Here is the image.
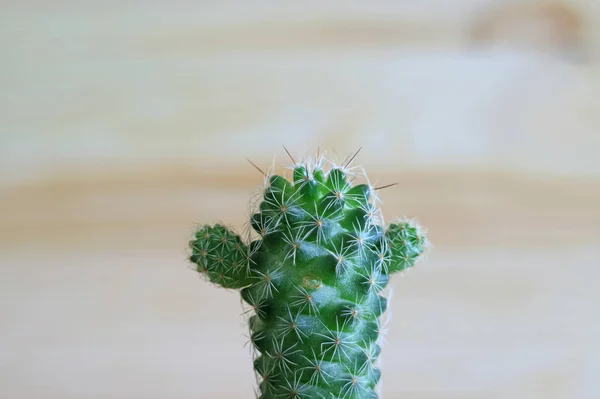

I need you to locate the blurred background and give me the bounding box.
[1,1,599,398]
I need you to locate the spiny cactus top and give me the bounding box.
[188,151,428,399]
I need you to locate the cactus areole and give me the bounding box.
[188,151,428,398]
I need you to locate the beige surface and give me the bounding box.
[1,1,599,398]
[1,170,599,398]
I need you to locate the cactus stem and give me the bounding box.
[187,149,429,398]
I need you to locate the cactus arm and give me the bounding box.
[385,221,428,275]
[189,224,253,289]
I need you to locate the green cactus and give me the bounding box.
[188,151,428,398]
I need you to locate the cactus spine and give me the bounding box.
[188,151,428,398]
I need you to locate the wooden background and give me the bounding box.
[1,1,599,398]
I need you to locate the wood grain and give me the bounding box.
[1,1,599,397]
[1,169,598,398]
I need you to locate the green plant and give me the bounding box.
[188,150,428,398]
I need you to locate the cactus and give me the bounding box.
[188,150,428,398]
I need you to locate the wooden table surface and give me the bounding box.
[1,168,598,398]
[1,1,600,397]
